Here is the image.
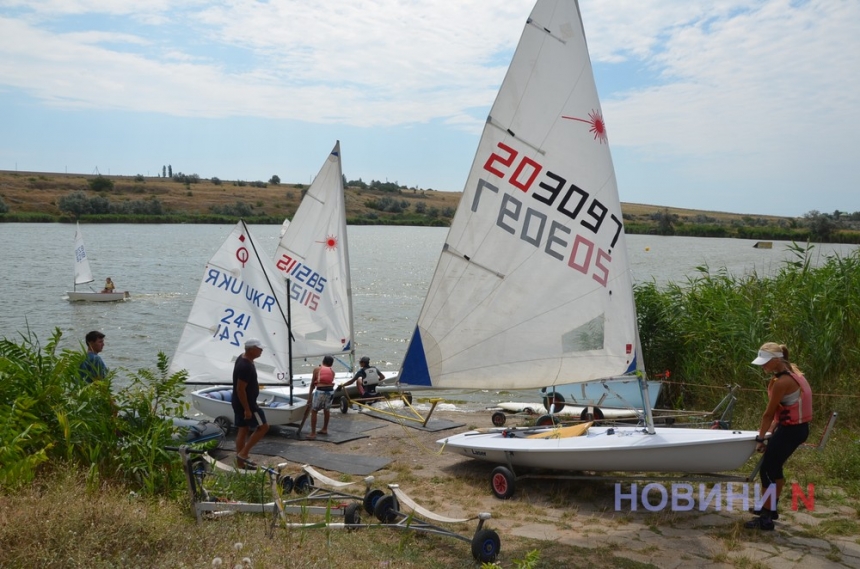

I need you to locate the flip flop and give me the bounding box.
[318,431,328,435]
[306,434,316,440]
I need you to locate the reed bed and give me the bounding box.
[636,242,860,425]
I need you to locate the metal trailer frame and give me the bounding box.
[169,446,501,563]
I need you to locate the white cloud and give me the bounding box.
[0,1,534,125]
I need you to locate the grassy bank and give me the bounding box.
[3,169,860,242]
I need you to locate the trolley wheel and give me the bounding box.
[534,414,557,427]
[403,392,413,405]
[340,397,349,414]
[542,392,566,413]
[373,495,398,523]
[471,528,501,563]
[363,488,385,515]
[579,406,605,422]
[491,411,507,427]
[344,503,361,527]
[278,475,294,494]
[214,416,232,434]
[294,473,314,494]
[490,466,516,499]
[522,407,535,415]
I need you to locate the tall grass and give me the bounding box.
[0,329,191,494]
[636,242,860,427]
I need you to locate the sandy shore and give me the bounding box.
[239,408,859,568]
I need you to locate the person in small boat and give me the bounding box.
[79,330,108,383]
[338,356,385,400]
[101,277,115,293]
[745,342,812,531]
[232,338,270,468]
[307,355,335,439]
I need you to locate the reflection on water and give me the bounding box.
[1,223,856,411]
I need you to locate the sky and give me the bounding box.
[0,0,857,218]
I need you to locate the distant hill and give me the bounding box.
[2,170,855,243]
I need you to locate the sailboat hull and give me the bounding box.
[191,385,307,426]
[66,291,130,302]
[438,426,758,473]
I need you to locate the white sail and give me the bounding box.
[400,0,638,391]
[73,222,94,286]
[170,221,292,385]
[273,141,354,360]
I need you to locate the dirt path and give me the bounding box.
[244,408,860,568]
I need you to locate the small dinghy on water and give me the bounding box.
[394,0,758,490]
[169,221,307,428]
[66,223,130,302]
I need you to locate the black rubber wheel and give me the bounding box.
[344,503,361,527]
[403,392,413,405]
[490,466,516,499]
[491,411,506,427]
[471,528,501,562]
[340,397,349,414]
[373,494,398,523]
[214,416,232,434]
[363,488,385,515]
[579,406,605,421]
[294,473,314,494]
[535,414,557,427]
[522,407,535,415]
[278,475,294,494]
[542,392,566,413]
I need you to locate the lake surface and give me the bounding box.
[2,223,856,411]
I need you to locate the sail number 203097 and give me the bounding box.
[479,142,623,287]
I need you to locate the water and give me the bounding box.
[2,223,856,411]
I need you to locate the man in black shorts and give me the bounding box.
[232,338,270,468]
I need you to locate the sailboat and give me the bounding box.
[397,0,757,478]
[269,141,397,395]
[66,222,130,302]
[169,221,307,426]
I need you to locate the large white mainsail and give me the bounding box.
[73,222,94,288]
[273,141,354,362]
[170,221,293,386]
[430,1,757,484]
[399,0,638,392]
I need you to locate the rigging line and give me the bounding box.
[240,219,295,343]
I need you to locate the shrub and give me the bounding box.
[88,176,114,192]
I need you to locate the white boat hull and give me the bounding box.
[191,385,307,426]
[438,426,758,473]
[269,370,400,400]
[544,377,662,409]
[66,291,130,302]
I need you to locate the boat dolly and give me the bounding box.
[168,446,501,562]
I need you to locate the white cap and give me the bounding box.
[245,338,264,349]
[751,349,782,365]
